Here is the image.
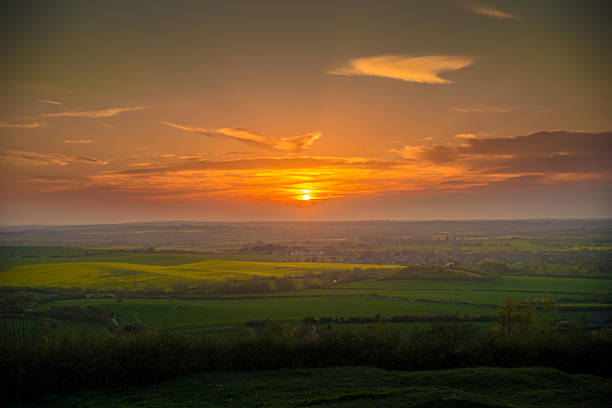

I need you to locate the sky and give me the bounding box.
[1,0,611,224]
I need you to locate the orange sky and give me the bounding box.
[1,1,611,224]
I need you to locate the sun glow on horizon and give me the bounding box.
[300,190,312,201]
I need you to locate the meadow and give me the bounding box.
[42,297,498,331]
[338,276,612,292]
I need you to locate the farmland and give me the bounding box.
[0,259,396,290]
[41,297,498,331]
[2,245,611,333]
[1,220,611,407]
[34,274,609,333]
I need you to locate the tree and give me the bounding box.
[536,295,557,334]
[494,298,534,337]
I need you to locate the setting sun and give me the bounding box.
[301,194,311,201]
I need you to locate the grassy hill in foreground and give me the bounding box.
[16,366,612,408]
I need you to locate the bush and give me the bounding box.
[1,318,611,405]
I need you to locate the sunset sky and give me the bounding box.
[1,0,611,224]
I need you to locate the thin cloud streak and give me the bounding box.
[115,155,403,175]
[162,121,321,152]
[39,99,63,106]
[63,139,94,144]
[0,148,108,166]
[328,55,475,84]
[452,106,523,113]
[464,3,517,19]
[42,107,144,118]
[161,120,216,136]
[0,120,42,129]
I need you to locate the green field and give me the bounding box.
[271,276,612,304]
[15,366,612,408]
[337,276,612,293]
[2,248,611,333]
[43,296,497,330]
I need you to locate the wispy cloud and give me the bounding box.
[455,133,477,139]
[42,106,144,118]
[63,139,94,144]
[452,106,523,113]
[328,55,475,84]
[161,121,215,136]
[0,120,42,129]
[464,2,517,19]
[0,148,108,166]
[162,121,321,152]
[39,99,63,106]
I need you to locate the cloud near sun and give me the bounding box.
[328,55,475,84]
[161,121,321,153]
[9,131,611,206]
[42,107,145,118]
[393,131,612,175]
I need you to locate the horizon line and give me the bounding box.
[1,217,611,228]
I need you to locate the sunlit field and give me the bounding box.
[0,259,396,289]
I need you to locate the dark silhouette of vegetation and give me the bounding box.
[1,300,611,405]
[313,314,494,325]
[42,305,115,328]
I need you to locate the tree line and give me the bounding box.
[1,298,611,405]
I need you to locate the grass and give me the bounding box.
[43,297,498,330]
[0,260,397,290]
[276,288,593,304]
[14,366,612,407]
[42,292,608,332]
[336,276,612,294]
[283,276,612,306]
